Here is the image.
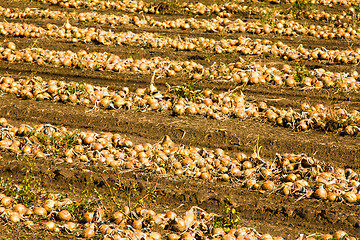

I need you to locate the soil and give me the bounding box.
[0,0,360,239]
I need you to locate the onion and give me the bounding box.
[242,161,252,169]
[43,221,56,231]
[325,191,338,202]
[167,233,181,240]
[43,199,56,211]
[22,145,32,154]
[35,150,46,158]
[83,211,94,223]
[213,227,225,236]
[285,173,297,182]
[68,94,78,103]
[33,207,47,216]
[262,180,275,191]
[1,197,12,207]
[200,172,211,180]
[64,20,72,30]
[58,209,71,221]
[171,217,187,232]
[229,166,241,177]
[83,134,95,145]
[99,224,112,234]
[0,118,8,127]
[13,204,27,215]
[221,173,230,181]
[261,168,273,179]
[165,211,177,220]
[7,42,16,50]
[83,225,95,238]
[149,232,162,240]
[63,221,77,231]
[173,104,185,115]
[244,168,255,178]
[100,98,111,108]
[282,183,292,196]
[245,179,256,188]
[9,212,21,223]
[184,208,195,229]
[24,220,35,228]
[319,234,332,240]
[313,186,327,200]
[343,192,357,203]
[333,231,347,240]
[112,211,124,224]
[132,218,143,229]
[182,232,195,240]
[260,234,273,240]
[25,208,33,216]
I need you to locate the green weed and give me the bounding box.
[65,81,86,95]
[213,198,241,233]
[260,11,274,24]
[168,82,203,102]
[29,129,79,153]
[62,180,101,221]
[289,0,312,16]
[0,157,45,207]
[304,176,314,182]
[250,136,262,161]
[28,40,39,49]
[102,173,159,219]
[156,0,181,14]
[60,196,93,221]
[294,64,310,82]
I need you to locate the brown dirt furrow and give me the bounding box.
[1,151,359,239]
[0,57,360,112]
[1,94,359,170]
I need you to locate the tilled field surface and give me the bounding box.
[0,0,360,239]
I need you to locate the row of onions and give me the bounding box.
[268,0,359,7]
[1,117,360,206]
[0,192,285,239]
[0,6,358,41]
[0,41,359,91]
[0,189,354,240]
[33,0,360,23]
[0,42,204,76]
[1,20,359,66]
[1,74,359,135]
[33,0,232,17]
